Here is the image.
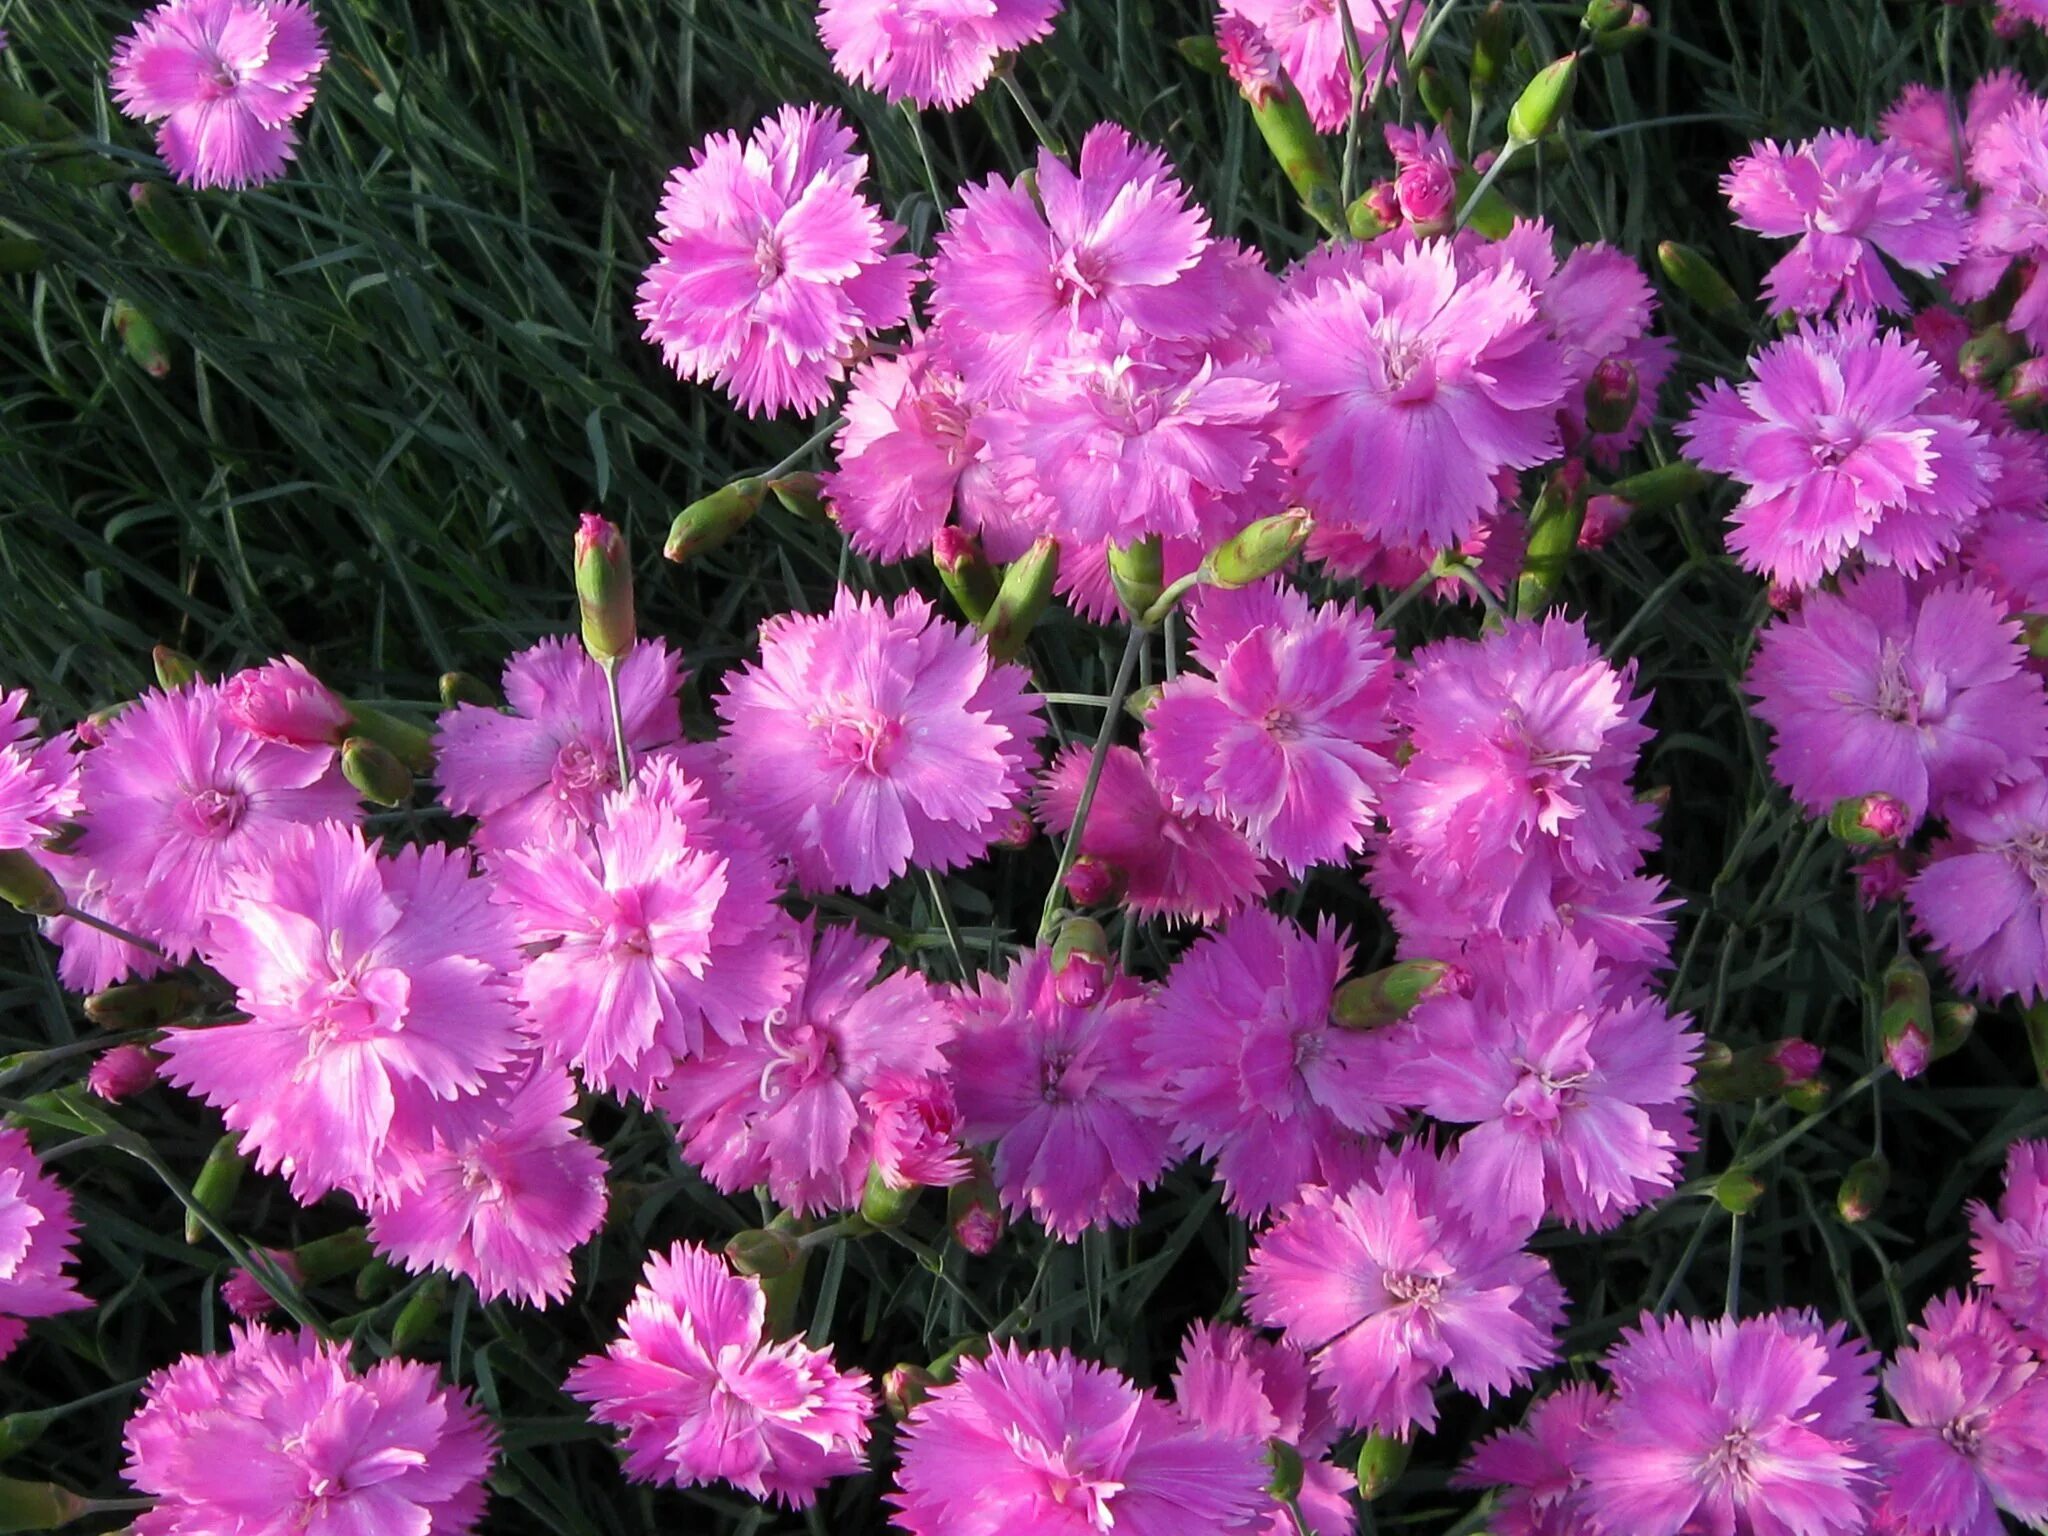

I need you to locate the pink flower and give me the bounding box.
[435,637,682,854]
[220,1249,300,1320]
[87,1044,160,1102]
[1723,134,1968,314]
[1970,1139,2048,1345]
[1908,780,2048,1002]
[492,757,795,1099]
[1749,569,2048,826]
[1961,99,2048,350]
[1216,13,1286,104]
[1454,1383,1608,1536]
[1145,910,1394,1219]
[39,851,167,993]
[658,917,947,1215]
[110,0,326,190]
[817,0,1062,108]
[1218,0,1420,132]
[1577,1311,1880,1536]
[637,104,916,416]
[1243,1140,1566,1437]
[159,822,529,1203]
[0,689,78,852]
[1879,73,2029,184]
[1036,744,1275,925]
[1273,238,1566,549]
[1142,584,1396,872]
[0,1127,89,1362]
[1536,239,1676,463]
[863,1069,971,1189]
[890,1342,1272,1536]
[1680,316,1992,588]
[715,589,1042,894]
[1874,1290,2048,1536]
[73,682,358,962]
[943,946,1173,1240]
[124,1325,495,1536]
[368,1064,607,1307]
[826,344,1001,561]
[1381,933,1698,1230]
[219,655,349,747]
[565,1241,873,1506]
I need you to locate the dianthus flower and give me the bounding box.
[0,688,77,851]
[637,103,915,416]
[435,636,682,854]
[159,822,528,1203]
[218,655,349,747]
[1680,316,1992,588]
[1723,133,1968,314]
[110,0,326,190]
[1143,584,1396,872]
[492,757,795,1098]
[1272,238,1565,549]
[73,682,358,962]
[943,946,1173,1239]
[862,1068,971,1190]
[658,918,946,1215]
[124,1324,494,1536]
[1961,99,2048,350]
[1145,910,1394,1218]
[1244,1139,1566,1437]
[1529,237,1676,463]
[715,589,1042,894]
[1879,72,2029,185]
[1970,1139,2048,1345]
[1908,780,2048,1003]
[890,1343,1271,1536]
[1217,0,1420,132]
[817,0,1062,108]
[1749,569,2047,826]
[1873,1290,2048,1536]
[1454,1383,1608,1536]
[37,852,166,993]
[0,1127,89,1362]
[565,1241,872,1507]
[1577,1310,1878,1536]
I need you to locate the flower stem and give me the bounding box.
[901,102,947,215]
[600,656,632,793]
[1038,625,1147,944]
[996,63,1066,158]
[58,902,165,960]
[762,415,844,483]
[925,870,969,979]
[1455,138,1519,230]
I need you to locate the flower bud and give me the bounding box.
[1355,1431,1411,1499]
[354,1255,400,1301]
[982,537,1060,662]
[438,671,496,709]
[1577,494,1631,550]
[1515,463,1591,617]
[1108,536,1164,622]
[1205,510,1312,589]
[1470,1,1515,94]
[293,1227,373,1284]
[129,180,213,267]
[342,736,413,808]
[993,810,1035,849]
[223,1247,303,1319]
[664,477,764,562]
[1607,460,1710,512]
[574,513,636,664]
[934,526,1001,624]
[948,1156,1005,1255]
[222,657,350,747]
[884,1364,937,1420]
[1332,960,1451,1030]
[1713,1168,1764,1214]
[1347,184,1397,239]
[1415,65,1459,129]
[1591,5,1651,51]
[1782,1075,1832,1114]
[1395,161,1456,236]
[1880,956,1934,1080]
[768,472,829,520]
[1064,856,1122,908]
[1959,325,2020,387]
[152,645,200,689]
[186,1134,246,1245]
[1767,1038,1824,1086]
[1697,1039,1821,1102]
[0,850,63,916]
[1507,54,1578,144]
[2003,356,2048,417]
[1657,242,1742,317]
[724,1226,802,1278]
[1828,792,1910,847]
[1932,998,1975,1060]
[1242,69,1344,235]
[86,1044,160,1103]
[1583,0,1634,28]
[1266,1439,1305,1503]
[861,1163,922,1229]
[0,1477,92,1533]
[1835,1156,1889,1224]
[113,298,172,378]
[1051,917,1110,1005]
[1583,357,1640,435]
[84,979,199,1030]
[76,703,130,747]
[391,1274,448,1353]
[0,236,43,273]
[1178,34,1228,73]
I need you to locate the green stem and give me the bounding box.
[1039,626,1147,943]
[600,656,632,792]
[57,902,166,959]
[1455,138,1520,229]
[901,102,947,214]
[996,63,1065,157]
[1139,571,1205,628]
[761,416,844,483]
[925,870,968,979]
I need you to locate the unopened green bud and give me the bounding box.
[884,1364,938,1419]
[338,702,432,772]
[84,980,200,1030]
[1713,1168,1763,1214]
[0,1476,92,1532]
[1836,1156,1889,1224]
[1266,1438,1304,1502]
[0,851,63,918]
[982,537,1060,662]
[113,299,171,379]
[152,645,200,689]
[1470,2,1515,94]
[129,181,213,267]
[1347,186,1397,240]
[1583,0,1634,30]
[1205,510,1312,589]
[724,1226,802,1279]
[934,527,1000,623]
[342,737,412,808]
[0,237,44,274]
[1108,536,1164,622]
[573,513,636,664]
[1881,956,1934,1080]
[1583,357,1640,436]
[861,1163,921,1229]
[1178,34,1227,73]
[1959,326,2021,387]
[1246,84,1344,236]
[355,1255,400,1302]
[1606,460,1710,511]
[1415,65,1458,128]
[186,1134,246,1245]
[391,1274,447,1353]
[1932,999,1976,1061]
[1051,915,1110,973]
[1658,241,1742,317]
[0,1409,55,1461]
[664,478,764,563]
[1828,792,1910,847]
[1515,462,1591,617]
[1782,1075,1832,1114]
[438,671,495,709]
[1591,7,1651,52]
[1355,1431,1411,1499]
[767,471,829,520]
[292,1228,373,1285]
[1332,960,1451,1030]
[1507,54,1579,144]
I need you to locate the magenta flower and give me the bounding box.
[863,1068,971,1190]
[1749,569,2048,827]
[1680,317,1993,588]
[565,1241,873,1507]
[110,0,326,190]
[159,822,529,1203]
[890,1343,1271,1536]
[1218,0,1420,131]
[436,636,683,854]
[637,103,915,416]
[1536,239,1677,463]
[0,688,78,852]
[1244,1140,1566,1437]
[1454,1383,1607,1536]
[1273,238,1566,549]
[1143,584,1396,872]
[1577,1310,1880,1536]
[1381,933,1698,1231]
[1908,780,2048,1003]
[1723,133,1968,314]
[817,0,1062,108]
[1880,73,2028,184]
[1962,99,2048,350]
[826,344,1002,561]
[1145,910,1395,1218]
[124,1325,495,1536]
[658,917,947,1215]
[218,655,348,747]
[715,589,1042,894]
[943,946,1174,1240]
[86,1044,160,1103]
[1970,1139,2048,1345]
[492,757,796,1099]
[73,682,358,962]
[0,1127,89,1363]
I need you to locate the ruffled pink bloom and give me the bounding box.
[1961,99,2048,350]
[110,0,326,190]
[1578,1310,1880,1536]
[1217,0,1421,132]
[1143,584,1396,872]
[891,1342,1272,1536]
[1909,780,2048,1002]
[826,344,1003,560]
[124,1325,494,1536]
[565,1241,872,1507]
[637,103,915,416]
[1750,569,2048,827]
[1970,1139,2048,1345]
[863,1068,971,1189]
[1303,485,1526,604]
[0,689,78,852]
[436,637,682,854]
[1036,744,1275,925]
[817,0,1062,108]
[39,851,167,993]
[1273,238,1565,549]
[943,946,1173,1239]
[1381,933,1697,1231]
[492,757,795,1098]
[368,1064,607,1307]
[1879,73,2029,185]
[74,682,358,962]
[87,1044,160,1102]
[1724,133,1968,314]
[0,1127,89,1362]
[1244,1140,1566,1437]
[159,822,528,1203]
[1454,1383,1608,1536]
[219,655,349,747]
[716,589,1042,894]
[1145,910,1394,1218]
[658,918,946,1215]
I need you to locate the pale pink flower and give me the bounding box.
[0,1126,89,1362]
[1908,780,2048,1003]
[817,0,1062,109]
[1454,1383,1608,1536]
[1879,72,2029,184]
[1218,0,1421,132]
[826,344,1004,561]
[1970,1139,2048,1346]
[0,688,78,852]
[218,655,348,747]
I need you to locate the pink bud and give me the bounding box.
[1362,182,1403,231]
[1583,358,1640,435]
[1767,582,1804,614]
[1766,1038,1823,1086]
[1859,795,1910,843]
[1884,1022,1931,1080]
[220,657,350,748]
[222,1248,303,1319]
[1064,856,1120,908]
[1910,308,1970,378]
[992,810,1036,849]
[1577,494,1631,550]
[932,525,978,573]
[1394,161,1456,231]
[955,1204,1003,1256]
[86,1044,159,1102]
[1216,14,1285,105]
[1053,951,1107,1008]
[1856,852,1912,908]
